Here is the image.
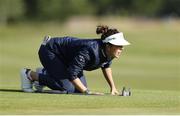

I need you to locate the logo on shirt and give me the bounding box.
[79,55,85,63]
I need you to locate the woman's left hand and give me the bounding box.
[87,91,105,95]
[111,88,120,95]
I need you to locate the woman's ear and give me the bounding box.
[105,44,108,50]
[105,44,111,52]
[106,43,112,49]
[105,43,110,48]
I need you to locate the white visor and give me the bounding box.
[102,32,130,46]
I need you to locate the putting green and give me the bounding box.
[0,19,179,114]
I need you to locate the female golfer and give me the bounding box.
[20,25,130,95]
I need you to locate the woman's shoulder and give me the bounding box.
[50,36,102,48]
[82,39,102,54]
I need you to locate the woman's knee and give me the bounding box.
[61,79,75,93]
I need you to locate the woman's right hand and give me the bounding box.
[110,88,120,95]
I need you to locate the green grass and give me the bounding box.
[0,90,179,114]
[0,18,180,114]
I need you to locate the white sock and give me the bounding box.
[27,70,33,81]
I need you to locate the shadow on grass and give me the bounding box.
[0,89,107,96]
[0,89,22,92]
[0,89,66,94]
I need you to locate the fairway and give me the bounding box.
[0,18,180,114]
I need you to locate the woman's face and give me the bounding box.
[106,44,124,59]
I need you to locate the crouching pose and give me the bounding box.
[20,25,130,95]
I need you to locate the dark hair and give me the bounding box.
[96,25,119,40]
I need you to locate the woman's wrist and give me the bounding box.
[111,86,116,90]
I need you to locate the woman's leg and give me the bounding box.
[38,73,65,90]
[37,45,88,93]
[27,69,65,91]
[38,70,88,93]
[38,45,71,91]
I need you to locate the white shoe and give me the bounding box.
[33,81,44,92]
[33,67,45,92]
[20,68,34,92]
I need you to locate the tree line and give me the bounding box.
[0,0,180,24]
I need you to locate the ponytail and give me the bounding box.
[96,25,119,40]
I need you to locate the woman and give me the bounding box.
[20,25,130,95]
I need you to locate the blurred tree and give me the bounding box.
[111,0,133,15]
[1,0,180,24]
[37,0,68,20]
[24,0,38,19]
[34,0,93,21]
[0,0,24,24]
[88,0,112,15]
[68,0,94,15]
[88,0,180,17]
[159,0,180,17]
[131,0,163,17]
